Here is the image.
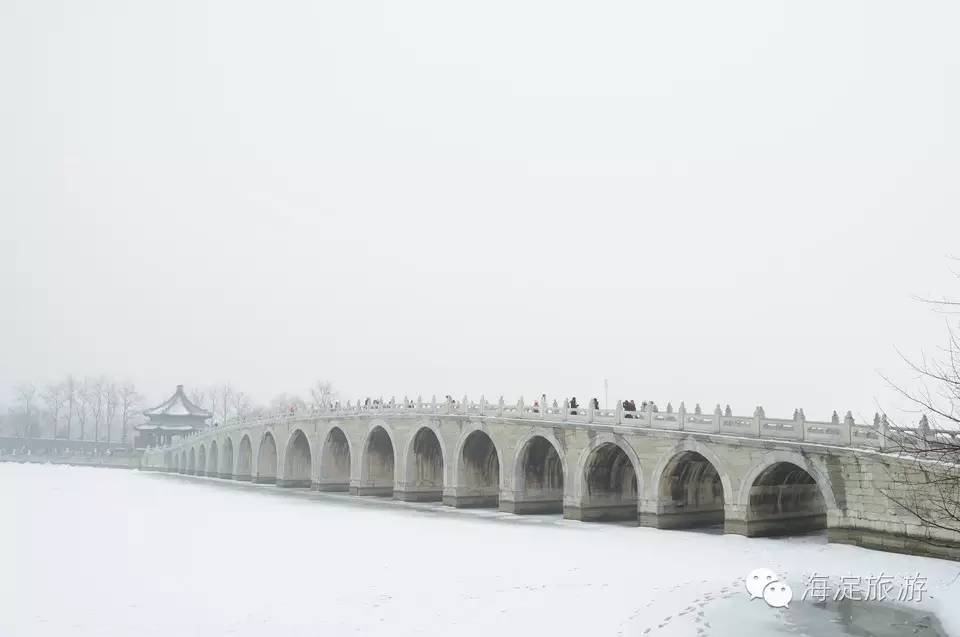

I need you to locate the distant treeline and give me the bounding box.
[2,376,144,443]
[2,378,339,441]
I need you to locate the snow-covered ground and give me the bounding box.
[3,463,958,636]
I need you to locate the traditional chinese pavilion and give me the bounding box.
[135,384,211,447]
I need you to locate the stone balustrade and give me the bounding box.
[149,394,939,453]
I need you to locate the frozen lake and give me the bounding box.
[3,463,958,636]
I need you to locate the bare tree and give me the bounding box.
[118,382,142,445]
[12,382,39,438]
[89,376,107,443]
[189,386,208,410]
[209,383,233,426]
[41,381,67,438]
[104,382,119,443]
[883,266,960,534]
[64,375,77,440]
[230,390,252,421]
[75,380,91,441]
[309,380,337,408]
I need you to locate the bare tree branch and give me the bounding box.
[882,267,960,533]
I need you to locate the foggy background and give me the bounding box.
[2,1,958,422]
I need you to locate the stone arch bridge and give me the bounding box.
[141,397,960,560]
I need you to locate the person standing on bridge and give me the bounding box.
[569,396,578,415]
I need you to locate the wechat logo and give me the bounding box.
[746,568,793,608]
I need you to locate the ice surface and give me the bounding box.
[2,463,958,637]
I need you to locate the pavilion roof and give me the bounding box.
[142,385,212,419]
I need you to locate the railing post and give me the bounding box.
[587,399,595,424]
[431,395,438,414]
[713,404,722,433]
[879,414,889,451]
[678,402,686,431]
[497,395,504,417]
[562,399,570,421]
[615,400,623,424]
[917,414,931,451]
[842,411,854,446]
[517,396,525,417]
[540,394,546,420]
[797,408,806,441]
[479,395,486,416]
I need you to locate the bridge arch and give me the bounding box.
[197,444,207,477]
[450,428,502,508]
[255,431,279,484]
[280,429,312,488]
[570,434,641,522]
[220,437,235,478]
[737,451,835,537]
[508,430,566,514]
[401,425,446,501]
[187,448,196,474]
[358,423,396,496]
[236,435,253,480]
[318,426,351,491]
[649,441,730,529]
[208,440,219,477]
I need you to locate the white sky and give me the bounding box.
[2,1,958,422]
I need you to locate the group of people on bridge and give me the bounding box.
[530,395,659,417]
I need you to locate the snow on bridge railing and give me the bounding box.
[147,393,939,455]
